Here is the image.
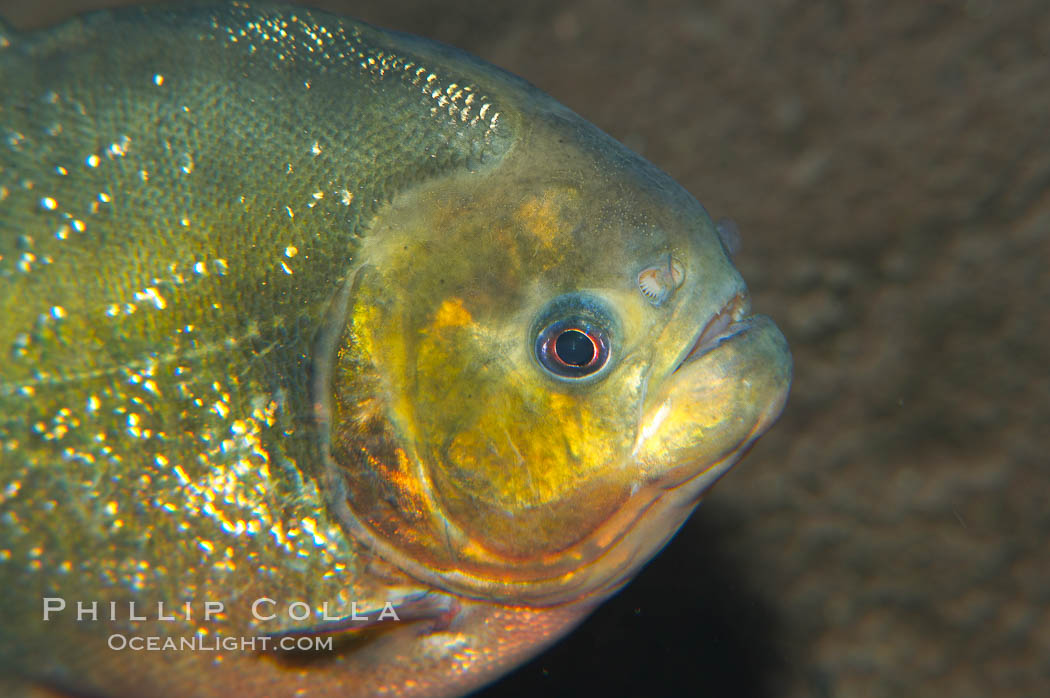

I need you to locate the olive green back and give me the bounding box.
[0,0,511,667]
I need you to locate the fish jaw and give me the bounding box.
[634,311,792,492]
[561,312,793,598]
[531,310,793,602]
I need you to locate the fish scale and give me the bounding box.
[1,0,514,684]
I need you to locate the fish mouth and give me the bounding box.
[673,292,751,372]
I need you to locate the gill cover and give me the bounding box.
[316,185,649,604]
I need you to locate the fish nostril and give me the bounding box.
[637,254,685,306]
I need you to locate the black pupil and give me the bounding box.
[555,329,595,366]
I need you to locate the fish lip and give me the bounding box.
[672,292,752,373]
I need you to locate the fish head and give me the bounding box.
[320,101,792,606]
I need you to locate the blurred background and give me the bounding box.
[2,1,1046,696]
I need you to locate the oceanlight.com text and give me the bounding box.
[107,633,334,652]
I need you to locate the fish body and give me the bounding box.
[0,3,791,696]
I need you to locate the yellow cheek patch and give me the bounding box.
[431,297,473,330]
[542,392,600,460]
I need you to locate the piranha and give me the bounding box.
[0,2,791,696]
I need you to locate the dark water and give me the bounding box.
[3,2,1047,696]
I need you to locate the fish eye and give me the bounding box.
[534,316,612,379]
